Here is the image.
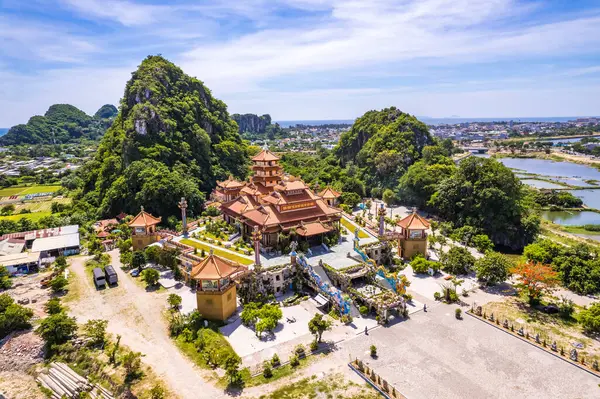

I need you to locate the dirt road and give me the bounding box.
[67,250,223,399]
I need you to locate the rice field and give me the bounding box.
[12,197,71,213]
[0,185,61,197]
[0,211,52,222]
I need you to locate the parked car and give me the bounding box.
[130,269,140,277]
[104,265,118,285]
[93,267,106,288]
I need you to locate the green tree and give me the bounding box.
[472,234,494,253]
[142,268,160,287]
[474,252,512,286]
[382,189,396,207]
[145,245,161,264]
[429,157,539,250]
[167,294,182,310]
[579,302,600,333]
[54,256,68,271]
[49,275,68,293]
[440,246,476,275]
[1,204,15,216]
[0,294,34,338]
[132,251,147,271]
[44,298,64,315]
[121,350,143,377]
[82,319,108,345]
[0,265,12,289]
[308,313,332,343]
[36,312,77,346]
[224,355,242,385]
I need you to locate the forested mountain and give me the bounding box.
[78,55,250,220]
[336,107,434,190]
[94,104,118,119]
[232,113,286,140]
[0,104,117,145]
[232,113,271,133]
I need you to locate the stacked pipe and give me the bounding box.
[36,362,114,399]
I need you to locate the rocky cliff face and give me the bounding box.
[231,113,272,133]
[80,55,249,218]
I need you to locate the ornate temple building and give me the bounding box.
[190,251,247,321]
[396,211,430,259]
[129,208,161,250]
[212,149,342,248]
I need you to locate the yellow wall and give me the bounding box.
[401,238,427,259]
[196,284,237,321]
[132,234,159,251]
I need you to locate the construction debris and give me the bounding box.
[36,362,114,399]
[0,331,44,372]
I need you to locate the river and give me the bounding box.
[496,157,600,225]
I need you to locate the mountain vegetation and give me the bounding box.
[232,113,286,140]
[94,104,118,119]
[0,104,117,145]
[77,55,250,221]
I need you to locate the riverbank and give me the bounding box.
[498,133,600,144]
[492,150,600,171]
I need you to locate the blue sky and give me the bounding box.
[1,0,600,126]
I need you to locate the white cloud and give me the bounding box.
[61,0,167,26]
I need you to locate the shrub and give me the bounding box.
[410,255,431,274]
[441,246,476,275]
[579,302,600,333]
[262,361,273,378]
[294,344,306,358]
[0,294,33,339]
[44,298,63,315]
[49,275,68,293]
[433,292,441,301]
[271,353,280,367]
[309,339,318,351]
[558,296,575,318]
[359,306,369,316]
[455,308,462,319]
[402,293,413,302]
[289,355,300,367]
[370,345,377,357]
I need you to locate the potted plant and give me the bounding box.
[455,308,462,319]
[370,344,377,358]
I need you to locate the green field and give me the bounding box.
[0,185,61,197]
[340,216,370,238]
[12,197,71,214]
[180,238,254,265]
[0,211,52,222]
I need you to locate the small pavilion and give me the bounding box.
[129,207,161,250]
[191,252,247,321]
[318,186,341,207]
[397,211,430,259]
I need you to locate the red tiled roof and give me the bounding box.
[217,175,245,189]
[129,210,161,227]
[191,254,246,280]
[397,212,430,230]
[318,187,341,199]
[252,149,280,162]
[296,221,332,237]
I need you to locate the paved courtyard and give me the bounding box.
[259,230,366,270]
[330,305,600,399]
[220,300,318,359]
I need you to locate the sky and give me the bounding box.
[1,0,600,126]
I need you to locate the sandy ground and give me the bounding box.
[67,250,223,399]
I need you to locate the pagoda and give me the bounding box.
[129,207,161,250]
[396,211,430,259]
[191,252,247,321]
[213,148,342,248]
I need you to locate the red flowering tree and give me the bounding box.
[511,262,559,304]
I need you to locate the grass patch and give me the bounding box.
[12,197,71,214]
[341,217,370,239]
[254,372,381,399]
[0,211,52,222]
[0,185,61,197]
[174,335,208,368]
[180,238,254,265]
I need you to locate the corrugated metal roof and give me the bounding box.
[31,233,80,252]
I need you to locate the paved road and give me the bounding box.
[68,250,223,399]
